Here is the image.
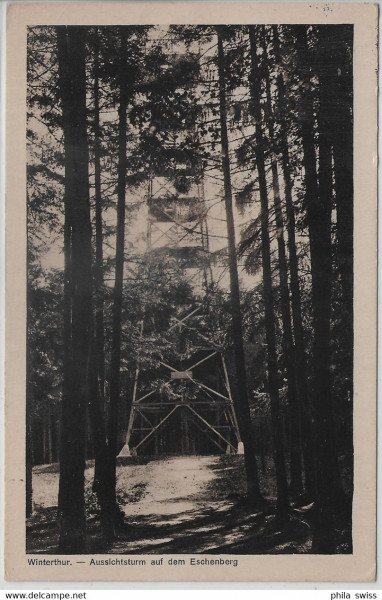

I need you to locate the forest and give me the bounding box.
[26,24,353,556]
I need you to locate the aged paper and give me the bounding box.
[5,2,377,582]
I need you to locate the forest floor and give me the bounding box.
[27,455,351,554]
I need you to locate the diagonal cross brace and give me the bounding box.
[168,306,201,332]
[150,222,180,247]
[191,418,226,453]
[134,405,180,451]
[185,404,236,452]
[136,351,217,405]
[135,408,153,428]
[160,360,229,402]
[221,354,241,443]
[171,316,215,346]
[135,389,156,404]
[188,351,217,371]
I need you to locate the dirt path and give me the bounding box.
[110,455,245,554]
[29,455,314,554]
[120,456,220,518]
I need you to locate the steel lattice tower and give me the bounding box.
[119,51,241,456]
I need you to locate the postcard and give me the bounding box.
[4,2,377,582]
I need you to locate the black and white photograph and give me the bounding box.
[3,1,377,582]
[25,19,356,556]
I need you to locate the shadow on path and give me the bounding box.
[27,455,314,554]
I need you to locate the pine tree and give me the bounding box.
[272,25,315,497]
[261,28,303,498]
[294,25,346,552]
[248,25,289,522]
[56,25,93,553]
[107,26,129,527]
[216,26,263,504]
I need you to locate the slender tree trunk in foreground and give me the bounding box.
[93,25,106,447]
[248,26,289,523]
[331,25,353,331]
[273,28,315,496]
[216,28,263,505]
[262,32,303,498]
[85,27,114,538]
[56,25,92,553]
[331,26,353,458]
[272,25,315,497]
[107,26,129,524]
[294,26,345,552]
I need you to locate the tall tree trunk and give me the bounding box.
[56,25,93,553]
[272,25,315,497]
[262,30,303,498]
[248,26,289,522]
[85,27,114,538]
[294,25,345,552]
[331,26,353,453]
[93,26,106,438]
[107,26,129,522]
[331,26,353,329]
[94,28,105,408]
[216,28,263,505]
